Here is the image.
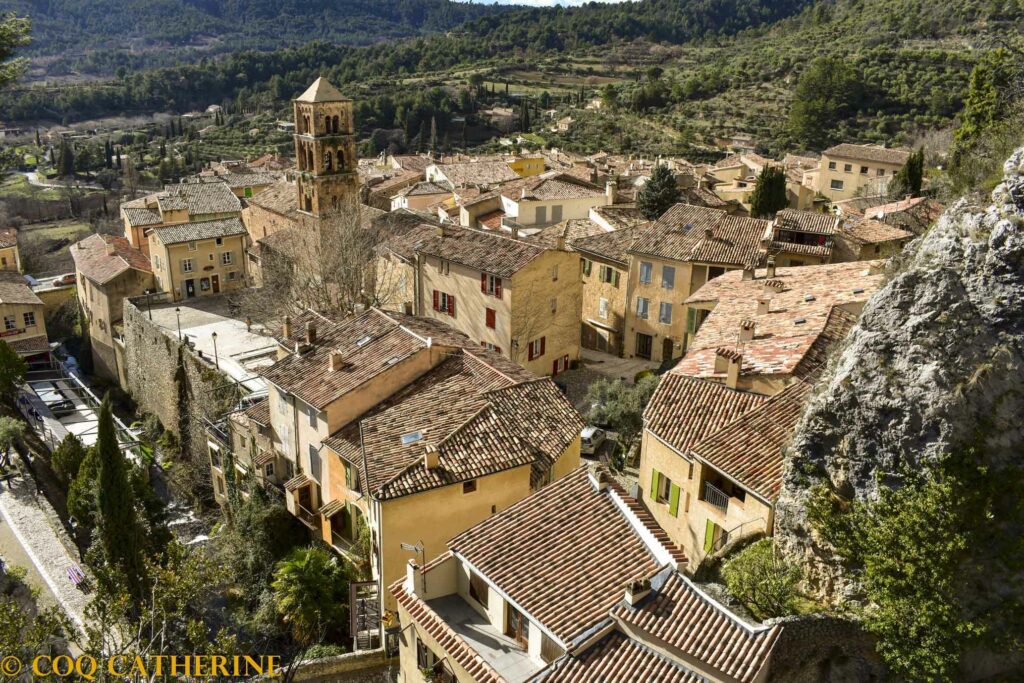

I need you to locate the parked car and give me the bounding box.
[56,273,77,286]
[580,426,607,456]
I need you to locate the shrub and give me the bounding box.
[721,538,801,620]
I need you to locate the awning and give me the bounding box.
[284,473,311,491]
[253,449,276,467]
[319,499,347,519]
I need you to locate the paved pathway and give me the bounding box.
[0,466,89,636]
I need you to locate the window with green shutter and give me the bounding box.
[704,520,716,552]
[650,470,660,500]
[686,307,697,334]
[669,483,681,516]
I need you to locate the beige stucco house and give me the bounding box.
[813,143,910,201]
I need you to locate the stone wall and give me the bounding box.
[289,650,392,683]
[766,614,886,683]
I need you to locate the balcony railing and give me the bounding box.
[702,481,730,512]
[295,503,318,528]
[331,530,361,562]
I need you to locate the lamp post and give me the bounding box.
[175,307,182,341]
[211,331,219,369]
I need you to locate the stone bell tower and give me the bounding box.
[292,77,359,217]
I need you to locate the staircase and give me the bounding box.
[350,581,381,651]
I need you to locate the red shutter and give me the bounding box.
[432,289,439,311]
[448,294,456,317]
[495,347,501,355]
[495,277,502,299]
[552,359,559,375]
[486,308,496,329]
[528,341,535,361]
[481,272,487,293]
[540,336,546,356]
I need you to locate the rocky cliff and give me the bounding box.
[776,149,1024,602]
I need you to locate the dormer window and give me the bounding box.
[357,335,372,347]
[401,431,423,445]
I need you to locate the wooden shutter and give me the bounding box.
[528,341,535,361]
[486,308,496,329]
[539,336,546,356]
[669,483,680,516]
[552,359,559,375]
[495,277,502,299]
[704,520,716,552]
[432,289,439,311]
[650,470,660,499]
[448,294,456,317]
[583,259,592,276]
[686,306,697,334]
[481,272,487,293]
[613,270,621,287]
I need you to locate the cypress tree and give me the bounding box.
[429,116,437,152]
[749,165,789,218]
[95,396,146,599]
[34,128,40,147]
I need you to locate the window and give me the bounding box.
[830,179,844,190]
[432,290,456,317]
[416,639,439,670]
[200,277,211,291]
[22,311,35,327]
[599,264,618,286]
[437,258,450,275]
[401,431,423,445]
[469,571,488,608]
[843,163,852,172]
[661,265,675,290]
[536,206,547,223]
[228,271,237,281]
[551,205,563,222]
[483,342,502,354]
[549,297,557,314]
[658,302,672,325]
[264,462,274,478]
[551,264,559,281]
[650,469,682,516]
[216,476,225,496]
[827,161,836,170]
[639,261,653,284]
[153,254,161,269]
[581,258,592,276]
[244,187,253,198]
[708,266,725,280]
[182,258,195,273]
[860,166,869,175]
[485,307,496,329]
[187,241,197,251]
[309,444,321,481]
[215,237,223,246]
[598,298,609,319]
[636,297,650,319]
[463,479,477,494]
[481,274,502,298]
[221,252,233,265]
[527,337,546,361]
[307,405,317,428]
[655,471,672,503]
[208,253,214,262]
[3,316,15,331]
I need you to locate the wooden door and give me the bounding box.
[184,279,196,298]
[636,333,653,360]
[506,604,528,648]
[212,274,220,293]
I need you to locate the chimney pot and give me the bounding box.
[624,578,652,606]
[328,349,344,372]
[424,443,440,470]
[282,315,292,339]
[605,180,617,204]
[766,257,776,278]
[704,228,714,239]
[305,321,317,345]
[757,298,770,315]
[762,279,784,294]
[739,319,755,343]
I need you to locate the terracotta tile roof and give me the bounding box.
[823,143,910,166]
[769,240,832,258]
[392,579,504,683]
[611,570,782,683]
[644,374,767,455]
[71,233,152,285]
[774,209,838,236]
[863,196,942,221]
[152,217,247,245]
[210,172,280,189]
[160,180,242,215]
[533,630,704,683]
[390,155,432,173]
[631,204,769,268]
[690,379,814,500]
[396,181,450,198]
[409,225,547,278]
[590,206,647,231]
[447,467,684,645]
[0,270,43,306]
[572,227,637,266]
[6,335,49,356]
[295,76,348,103]
[525,219,606,251]
[246,179,298,219]
[0,228,17,250]
[681,185,730,209]
[678,262,883,380]
[323,356,579,501]
[476,209,505,230]
[512,175,603,201]
[839,218,914,244]
[122,206,163,228]
[243,398,269,426]
[433,161,519,187]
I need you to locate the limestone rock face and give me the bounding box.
[775,149,1024,602]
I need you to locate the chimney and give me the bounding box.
[328,349,344,372]
[741,267,754,281]
[305,321,317,345]
[624,577,652,606]
[510,225,519,240]
[714,347,743,388]
[105,242,117,256]
[555,235,566,251]
[407,559,425,596]
[588,469,609,492]
[424,443,440,470]
[757,298,770,315]
[704,228,714,239]
[762,279,784,295]
[727,353,742,389]
[739,319,755,343]
[282,316,292,339]
[605,180,617,204]
[766,257,776,278]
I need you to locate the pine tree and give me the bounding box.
[95,396,146,599]
[636,164,681,220]
[749,165,789,218]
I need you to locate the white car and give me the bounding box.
[580,426,607,456]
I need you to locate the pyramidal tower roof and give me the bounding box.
[295,77,349,103]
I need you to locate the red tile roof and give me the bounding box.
[71,233,152,285]
[447,467,684,645]
[611,570,782,683]
[823,143,910,166]
[631,204,769,268]
[0,228,17,250]
[533,630,704,683]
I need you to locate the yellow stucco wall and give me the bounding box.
[815,154,904,201]
[579,255,628,355]
[149,233,247,300]
[0,245,21,272]
[508,250,581,375]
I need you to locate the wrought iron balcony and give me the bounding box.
[702,481,730,512]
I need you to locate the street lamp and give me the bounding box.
[175,307,182,341]
[211,331,220,369]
